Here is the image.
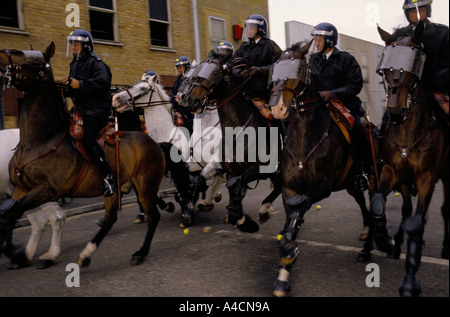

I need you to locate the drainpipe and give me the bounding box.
[192,0,201,63]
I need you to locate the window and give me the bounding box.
[361,52,369,83]
[0,0,24,30]
[89,0,118,42]
[209,16,226,52]
[148,0,171,47]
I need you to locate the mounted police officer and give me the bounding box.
[67,29,115,197]
[378,0,449,138]
[231,14,282,119]
[171,56,194,135]
[309,22,371,191]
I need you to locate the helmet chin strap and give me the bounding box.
[415,4,421,21]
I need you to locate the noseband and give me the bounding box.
[1,50,50,90]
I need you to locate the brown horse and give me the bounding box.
[370,22,449,297]
[269,41,374,297]
[0,42,165,268]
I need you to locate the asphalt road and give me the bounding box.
[0,177,448,304]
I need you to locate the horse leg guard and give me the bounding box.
[370,193,393,252]
[225,176,259,232]
[179,199,194,228]
[399,214,424,297]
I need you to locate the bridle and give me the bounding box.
[0,49,50,90]
[119,81,171,111]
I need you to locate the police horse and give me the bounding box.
[0,128,66,269]
[0,42,165,268]
[182,50,283,233]
[268,41,374,297]
[111,73,225,228]
[369,22,449,297]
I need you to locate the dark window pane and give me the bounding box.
[150,21,168,47]
[90,10,114,41]
[89,0,113,10]
[148,0,168,21]
[0,0,19,28]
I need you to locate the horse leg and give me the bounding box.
[441,178,449,259]
[370,165,397,252]
[198,174,225,212]
[225,177,259,233]
[388,185,412,259]
[399,174,435,297]
[259,175,282,223]
[273,192,312,297]
[77,195,118,267]
[36,202,66,269]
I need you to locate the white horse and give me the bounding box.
[0,128,66,269]
[112,73,225,225]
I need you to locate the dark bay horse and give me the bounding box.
[0,42,165,267]
[370,22,449,297]
[269,41,374,297]
[181,50,283,233]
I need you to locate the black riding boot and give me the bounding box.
[88,142,115,197]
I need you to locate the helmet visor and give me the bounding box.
[403,0,432,10]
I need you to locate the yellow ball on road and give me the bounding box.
[277,234,283,241]
[395,192,400,196]
[316,205,322,210]
[183,228,190,235]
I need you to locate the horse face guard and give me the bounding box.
[0,49,51,91]
[268,52,311,120]
[186,56,226,114]
[377,37,426,125]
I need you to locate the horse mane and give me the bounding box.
[151,79,170,102]
[390,24,415,43]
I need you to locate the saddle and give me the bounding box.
[69,108,119,163]
[327,99,354,144]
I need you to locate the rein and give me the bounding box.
[123,86,171,110]
[206,76,252,110]
[14,130,68,177]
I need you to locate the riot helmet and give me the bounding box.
[403,0,432,23]
[174,56,191,75]
[243,14,268,41]
[67,29,94,57]
[311,22,338,54]
[216,41,234,55]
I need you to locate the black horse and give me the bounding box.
[181,50,283,233]
[268,41,374,297]
[370,22,449,297]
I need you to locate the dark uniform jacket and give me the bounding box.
[309,48,364,116]
[171,74,193,133]
[232,36,282,101]
[69,52,112,120]
[415,20,448,94]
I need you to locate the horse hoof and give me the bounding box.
[441,247,449,260]
[399,276,421,297]
[179,217,193,228]
[196,204,205,212]
[214,193,222,202]
[224,215,229,223]
[37,259,56,269]
[259,212,270,223]
[359,226,369,241]
[272,279,289,297]
[204,203,214,212]
[130,255,146,266]
[77,257,91,267]
[237,215,259,233]
[165,202,175,213]
[8,245,31,269]
[357,251,371,262]
[387,246,401,259]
